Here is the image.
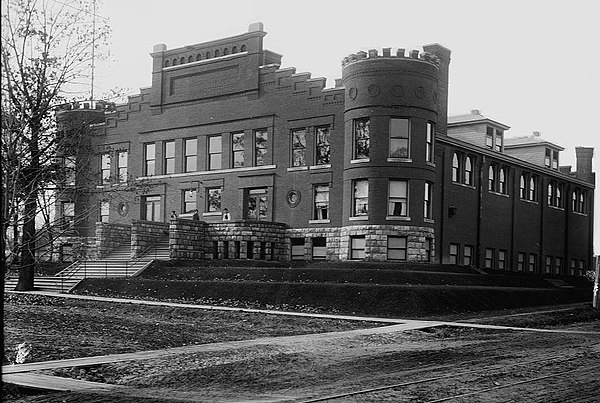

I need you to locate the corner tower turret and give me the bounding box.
[339,46,450,262]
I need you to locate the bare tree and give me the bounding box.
[1,0,109,290]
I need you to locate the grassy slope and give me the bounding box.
[73,261,593,318]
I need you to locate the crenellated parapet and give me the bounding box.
[342,47,441,68]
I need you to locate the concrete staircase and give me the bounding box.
[5,241,170,293]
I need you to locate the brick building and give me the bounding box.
[54,23,595,275]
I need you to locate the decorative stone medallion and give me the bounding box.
[414,86,425,99]
[367,84,380,96]
[286,190,301,207]
[391,85,405,98]
[348,87,358,100]
[117,202,129,216]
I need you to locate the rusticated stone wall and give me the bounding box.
[95,222,131,259]
[205,221,288,261]
[169,218,208,260]
[131,220,170,257]
[286,225,434,262]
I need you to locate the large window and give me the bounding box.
[489,164,508,194]
[389,118,409,159]
[464,245,473,266]
[144,143,155,176]
[426,122,434,162]
[548,181,564,208]
[545,256,552,274]
[291,238,305,260]
[312,237,327,260]
[485,248,494,269]
[208,136,222,170]
[498,250,507,270]
[517,252,525,271]
[206,188,221,212]
[353,179,368,216]
[64,156,76,185]
[452,153,460,182]
[315,126,331,165]
[143,195,161,222]
[555,257,562,275]
[100,201,110,223]
[388,236,407,261]
[572,188,586,213]
[183,189,197,213]
[164,141,175,174]
[388,180,408,217]
[291,128,307,167]
[424,182,433,219]
[488,165,496,191]
[464,157,473,185]
[247,188,268,220]
[520,173,537,201]
[184,138,197,172]
[545,148,559,169]
[449,243,459,264]
[101,153,110,184]
[495,132,503,152]
[486,127,494,148]
[353,118,370,159]
[528,254,537,272]
[232,132,244,167]
[314,185,329,220]
[254,129,268,166]
[498,167,507,194]
[117,151,128,183]
[61,202,75,229]
[350,236,366,260]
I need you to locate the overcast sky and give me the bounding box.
[89,0,599,252]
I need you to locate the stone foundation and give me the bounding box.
[132,220,170,257]
[95,222,131,258]
[169,218,207,260]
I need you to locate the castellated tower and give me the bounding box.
[340,45,450,262]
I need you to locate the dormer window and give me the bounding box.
[495,131,503,152]
[486,127,494,148]
[545,148,559,170]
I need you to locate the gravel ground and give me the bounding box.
[3,294,600,402]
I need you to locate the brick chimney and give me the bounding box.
[575,147,595,184]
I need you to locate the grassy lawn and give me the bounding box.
[3,293,379,364]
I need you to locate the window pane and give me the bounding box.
[165,141,175,158]
[255,130,268,165]
[207,188,221,212]
[316,126,331,165]
[388,237,406,249]
[354,118,370,159]
[232,133,244,167]
[291,129,307,167]
[209,136,221,153]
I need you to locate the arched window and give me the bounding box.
[180,57,185,64]
[499,168,506,194]
[572,190,578,211]
[488,166,495,191]
[232,46,238,53]
[240,44,247,52]
[464,157,473,185]
[520,175,526,199]
[172,58,178,66]
[556,184,562,207]
[547,183,553,205]
[188,55,194,63]
[164,60,170,67]
[579,192,585,213]
[223,48,229,55]
[529,177,536,201]
[452,153,460,182]
[214,49,220,57]
[196,54,202,61]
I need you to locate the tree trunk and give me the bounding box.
[16,192,36,291]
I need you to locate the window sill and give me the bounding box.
[519,198,539,205]
[349,216,369,221]
[137,165,277,180]
[426,161,436,167]
[309,164,331,170]
[424,218,434,224]
[548,205,565,211]
[489,191,510,198]
[202,212,222,217]
[309,219,331,224]
[387,158,412,163]
[350,158,370,164]
[452,182,476,189]
[386,216,411,221]
[572,211,587,217]
[287,166,308,172]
